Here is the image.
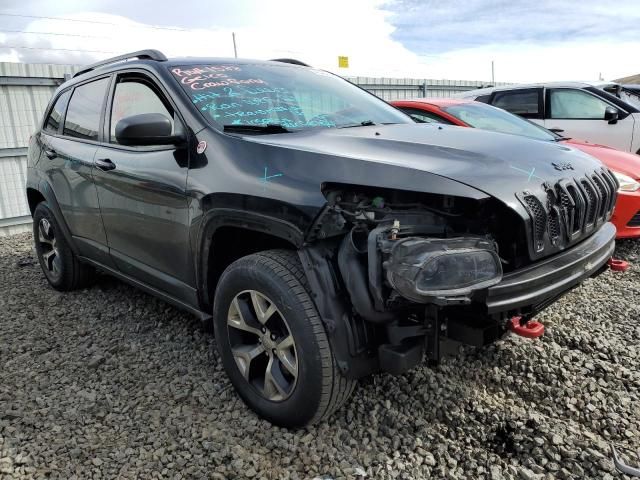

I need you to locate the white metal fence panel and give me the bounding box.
[0,85,55,149]
[0,154,29,222]
[345,77,506,101]
[0,62,79,236]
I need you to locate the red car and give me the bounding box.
[392,98,640,238]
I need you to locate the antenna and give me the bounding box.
[232,32,238,58]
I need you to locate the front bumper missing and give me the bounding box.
[483,222,616,314]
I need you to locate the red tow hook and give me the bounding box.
[608,258,630,272]
[509,316,545,338]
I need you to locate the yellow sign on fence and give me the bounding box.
[338,56,349,68]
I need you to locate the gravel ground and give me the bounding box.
[0,232,639,480]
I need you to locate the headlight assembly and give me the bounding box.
[612,171,640,192]
[386,237,503,303]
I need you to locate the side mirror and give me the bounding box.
[115,113,185,146]
[604,106,619,124]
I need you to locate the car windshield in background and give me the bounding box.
[442,103,557,142]
[170,63,411,131]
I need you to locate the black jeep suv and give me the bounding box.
[26,50,617,427]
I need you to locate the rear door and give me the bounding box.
[39,77,113,265]
[489,88,544,126]
[544,88,634,151]
[92,70,195,302]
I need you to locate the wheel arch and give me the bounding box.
[29,181,79,255]
[196,209,304,311]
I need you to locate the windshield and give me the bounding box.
[442,102,557,142]
[170,63,411,131]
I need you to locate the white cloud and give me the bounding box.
[0,1,638,82]
[0,2,430,76]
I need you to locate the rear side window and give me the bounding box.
[43,90,71,134]
[491,89,541,118]
[63,78,109,141]
[109,79,174,143]
[475,94,491,103]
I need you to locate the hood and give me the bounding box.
[248,123,607,203]
[563,139,640,180]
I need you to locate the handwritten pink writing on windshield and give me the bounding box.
[171,66,266,91]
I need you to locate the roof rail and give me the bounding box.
[73,49,168,78]
[269,58,311,67]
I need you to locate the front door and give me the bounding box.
[544,88,635,151]
[92,72,194,302]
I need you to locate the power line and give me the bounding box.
[0,12,188,32]
[0,29,109,39]
[0,45,119,54]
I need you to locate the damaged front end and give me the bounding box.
[300,184,524,378]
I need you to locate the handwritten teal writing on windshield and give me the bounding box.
[223,105,305,118]
[174,64,338,129]
[230,117,336,128]
[192,88,296,107]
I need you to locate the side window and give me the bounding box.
[549,89,610,119]
[63,78,109,141]
[475,94,491,104]
[43,90,71,134]
[110,78,174,143]
[399,108,453,124]
[491,89,541,118]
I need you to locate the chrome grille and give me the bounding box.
[519,168,617,255]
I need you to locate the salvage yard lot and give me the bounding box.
[1,233,639,480]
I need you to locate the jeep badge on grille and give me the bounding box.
[552,161,574,171]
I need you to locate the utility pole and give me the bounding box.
[232,32,238,58]
[491,60,495,84]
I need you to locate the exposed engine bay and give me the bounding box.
[302,185,525,377]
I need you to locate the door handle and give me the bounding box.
[95,158,116,171]
[44,148,57,159]
[549,128,564,134]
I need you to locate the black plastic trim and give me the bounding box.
[484,222,615,313]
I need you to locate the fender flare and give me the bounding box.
[196,208,304,310]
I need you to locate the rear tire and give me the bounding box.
[33,202,93,291]
[213,249,356,427]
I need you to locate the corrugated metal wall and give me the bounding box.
[344,77,506,101]
[0,61,500,236]
[0,63,78,236]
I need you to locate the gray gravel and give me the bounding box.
[1,232,639,480]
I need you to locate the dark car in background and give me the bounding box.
[26,50,617,427]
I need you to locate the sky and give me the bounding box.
[0,0,639,83]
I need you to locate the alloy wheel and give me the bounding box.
[37,218,61,280]
[227,290,298,401]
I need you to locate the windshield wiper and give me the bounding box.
[224,123,291,134]
[338,120,377,129]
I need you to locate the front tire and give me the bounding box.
[213,250,355,427]
[33,202,93,291]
